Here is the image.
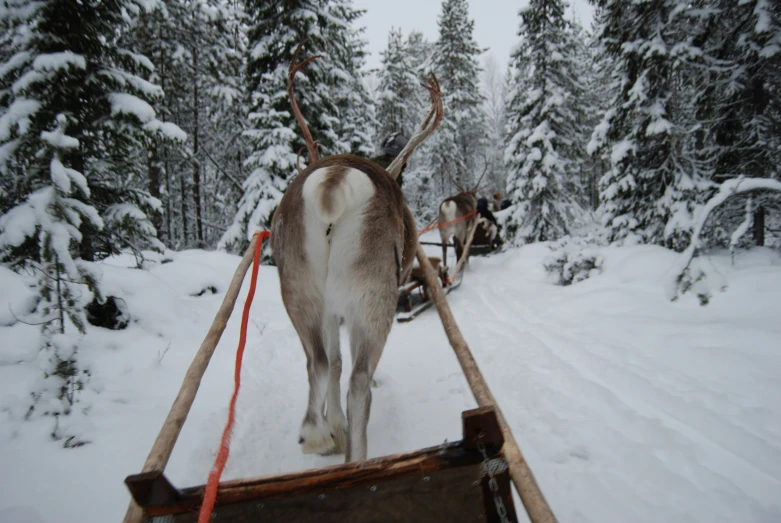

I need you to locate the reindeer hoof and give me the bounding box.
[327,417,347,455]
[299,422,335,455]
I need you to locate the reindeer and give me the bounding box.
[270,43,443,463]
[437,161,487,270]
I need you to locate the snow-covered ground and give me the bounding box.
[1,235,780,523]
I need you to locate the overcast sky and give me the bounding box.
[352,0,595,74]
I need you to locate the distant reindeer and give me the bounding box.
[270,43,443,462]
[438,161,487,269]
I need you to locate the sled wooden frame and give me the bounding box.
[123,234,558,523]
[396,218,479,322]
[396,271,462,323]
[125,406,518,522]
[419,240,497,256]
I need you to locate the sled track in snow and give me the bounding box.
[462,275,781,519]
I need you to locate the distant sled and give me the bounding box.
[396,268,463,323]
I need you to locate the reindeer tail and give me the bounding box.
[303,166,375,224]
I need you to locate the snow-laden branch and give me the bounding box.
[667,177,781,300]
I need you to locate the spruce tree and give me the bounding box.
[328,0,377,157]
[430,0,486,191]
[376,28,415,141]
[124,0,246,249]
[0,0,178,424]
[376,28,431,148]
[504,0,584,243]
[698,0,781,246]
[481,55,507,197]
[590,0,713,250]
[582,11,614,210]
[220,0,372,254]
[0,0,176,309]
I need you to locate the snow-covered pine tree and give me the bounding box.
[504,0,585,244]
[696,0,781,247]
[0,0,178,297]
[569,20,606,210]
[124,0,246,249]
[376,28,415,141]
[373,28,436,221]
[121,0,190,247]
[327,0,376,157]
[0,0,179,424]
[589,0,713,250]
[430,0,486,193]
[193,4,250,247]
[220,0,371,255]
[376,28,431,146]
[401,29,436,175]
[480,55,507,198]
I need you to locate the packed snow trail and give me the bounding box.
[463,246,781,523]
[170,240,781,523]
[1,242,780,523]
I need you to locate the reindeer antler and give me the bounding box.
[472,152,489,193]
[288,40,322,165]
[449,173,467,194]
[387,74,444,180]
[295,146,306,175]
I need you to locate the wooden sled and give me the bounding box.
[396,270,463,323]
[125,406,518,523]
[122,235,557,523]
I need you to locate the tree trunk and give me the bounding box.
[753,205,765,246]
[180,171,188,248]
[165,152,173,245]
[148,142,163,234]
[192,46,204,246]
[151,22,166,243]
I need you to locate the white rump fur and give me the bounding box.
[303,166,376,224]
[302,167,376,319]
[439,200,458,239]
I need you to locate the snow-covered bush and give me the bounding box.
[544,235,604,286]
[668,177,781,303]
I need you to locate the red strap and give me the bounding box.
[197,230,270,523]
[418,209,477,236]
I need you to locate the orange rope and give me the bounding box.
[197,230,270,523]
[417,209,477,236]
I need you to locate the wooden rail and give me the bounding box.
[447,217,479,283]
[123,230,555,523]
[123,236,259,523]
[415,246,558,523]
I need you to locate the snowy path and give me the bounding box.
[458,248,781,523]
[1,243,780,522]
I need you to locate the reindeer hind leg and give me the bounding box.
[345,299,393,462]
[294,319,334,455]
[323,312,346,454]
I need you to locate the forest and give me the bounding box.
[0,0,779,433]
[1,3,780,522]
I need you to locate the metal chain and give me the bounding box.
[477,435,511,523]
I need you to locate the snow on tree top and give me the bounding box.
[0,99,41,141]
[108,92,156,123]
[33,51,86,72]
